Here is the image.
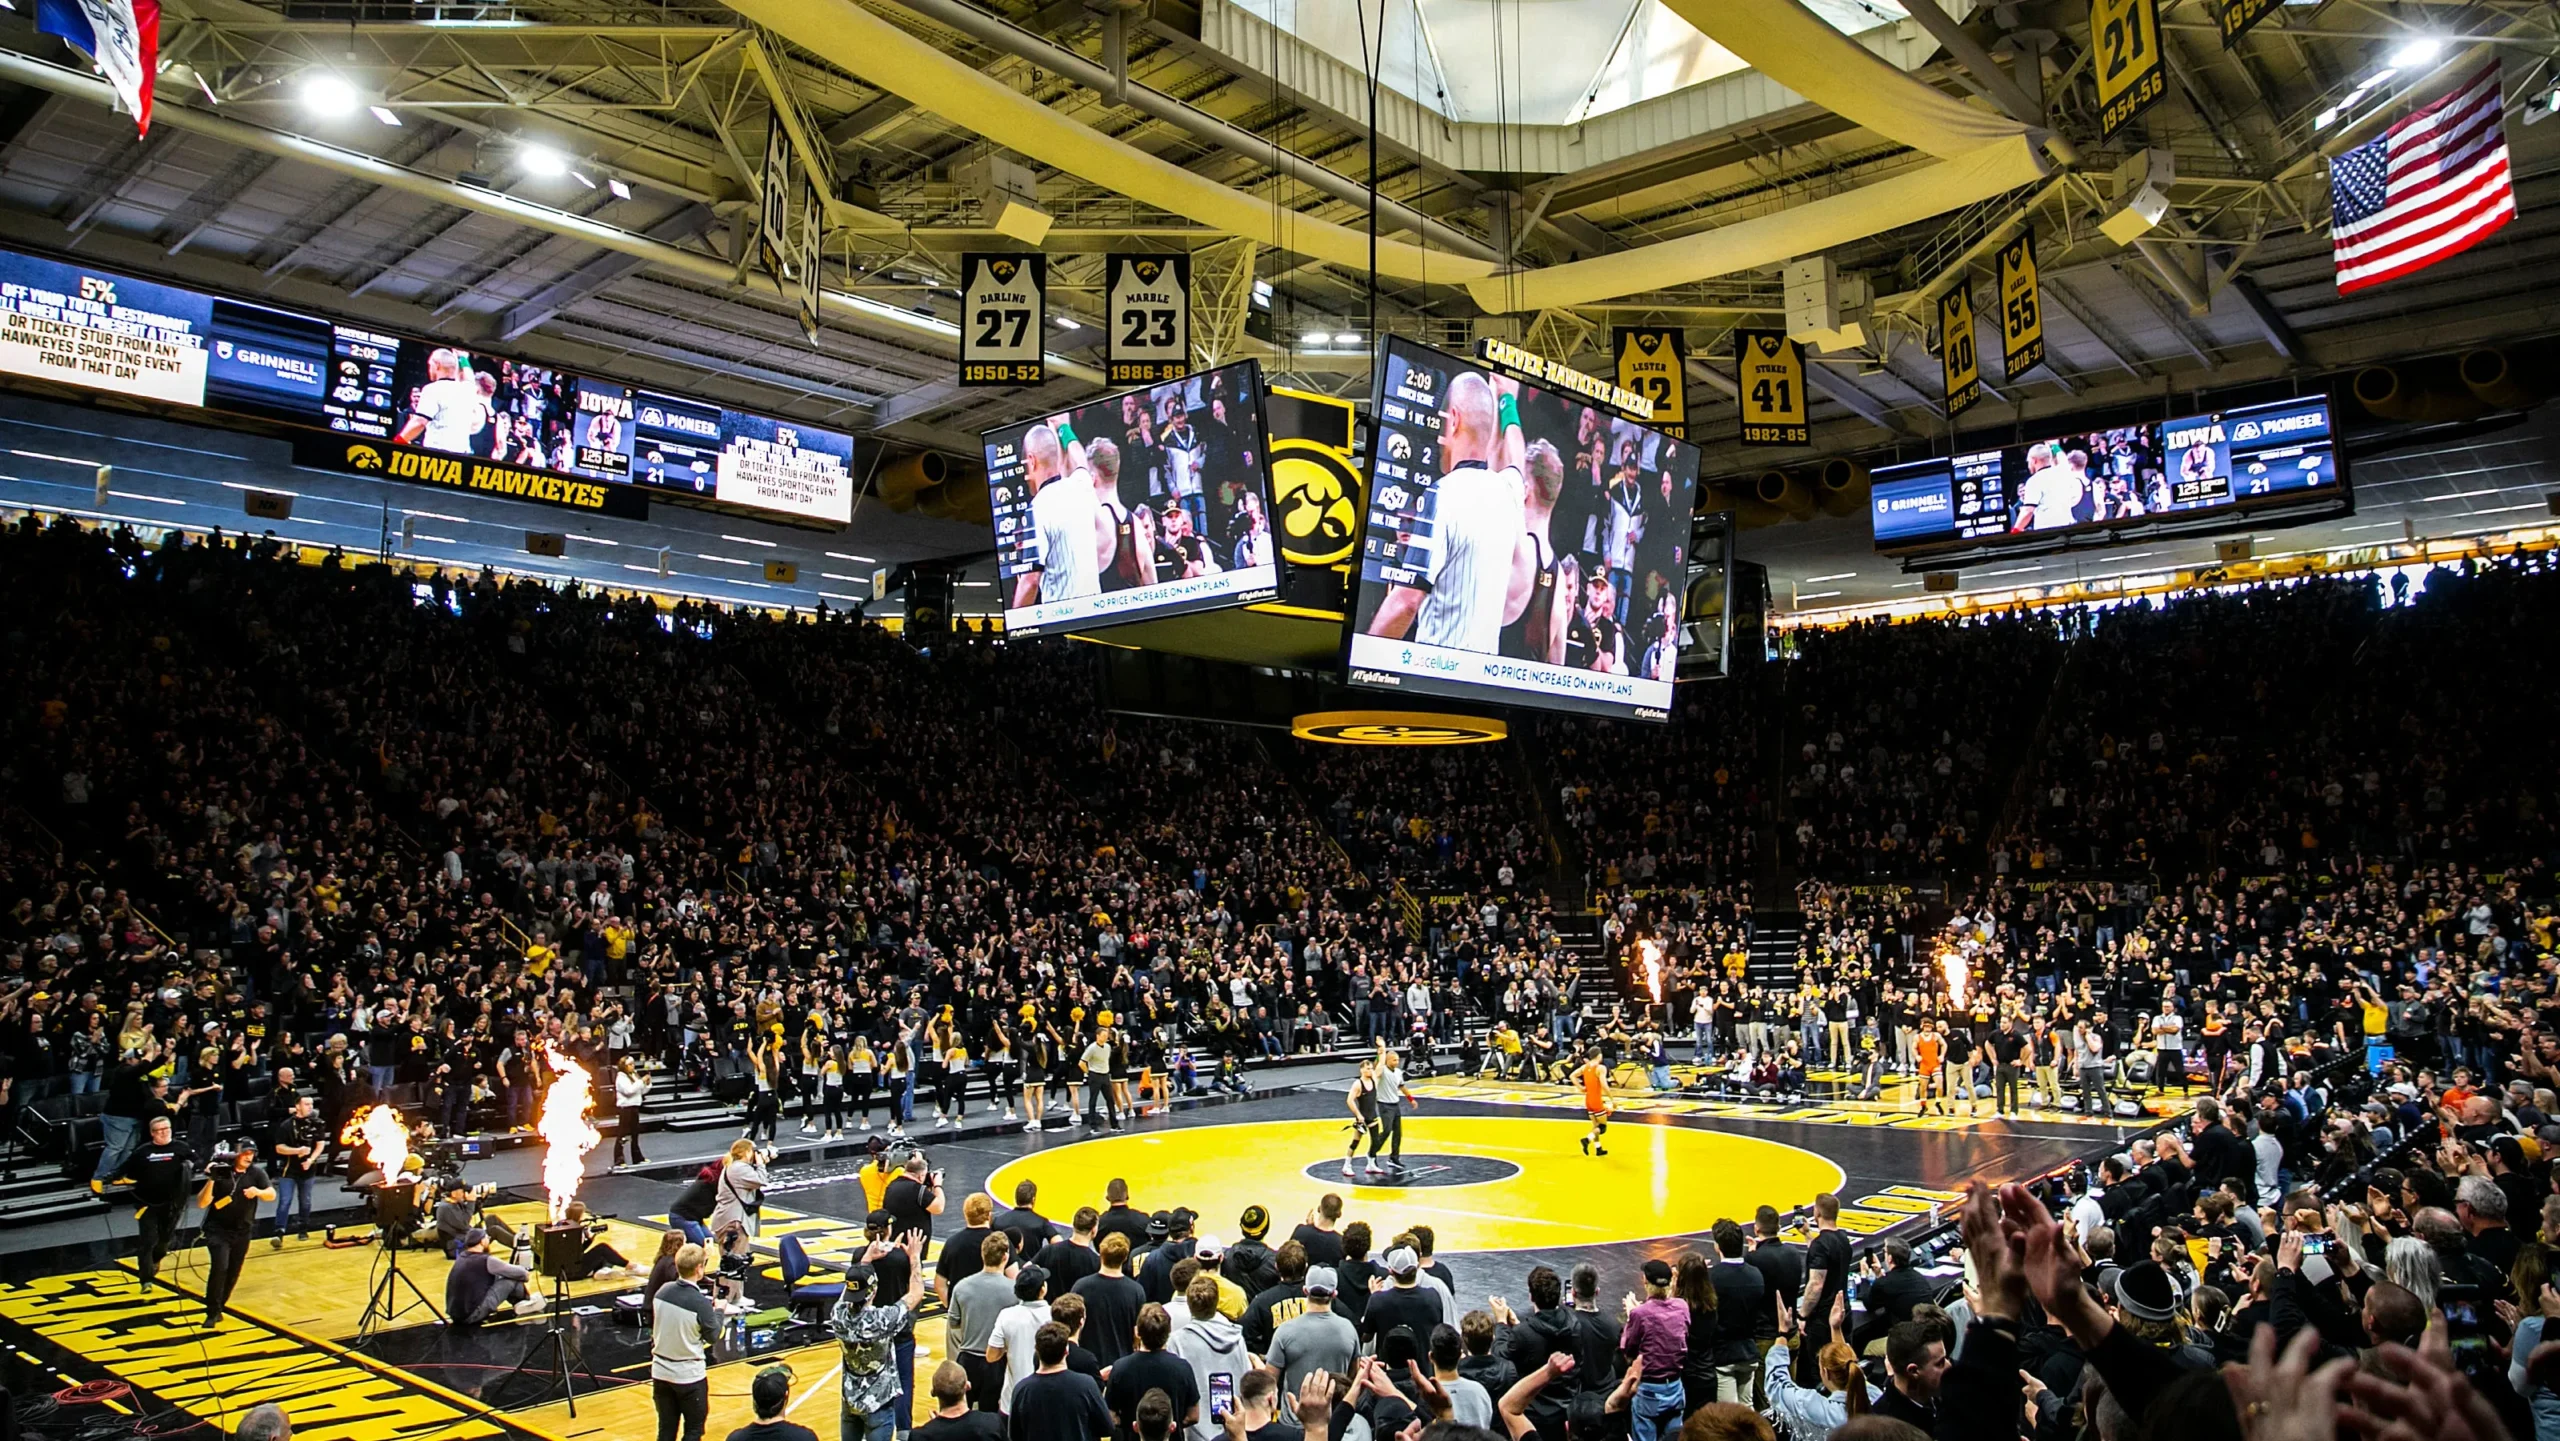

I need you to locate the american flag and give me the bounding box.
[2330,63,2518,294]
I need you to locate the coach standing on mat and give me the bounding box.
[110,1113,194,1292]
[196,1139,274,1330]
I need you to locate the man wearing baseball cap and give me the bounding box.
[724,1365,818,1441]
[1265,1265,1356,1395]
[1360,1242,1439,1348]
[1618,1259,1688,1441]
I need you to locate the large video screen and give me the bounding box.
[1345,336,1699,722]
[0,244,853,526]
[1872,395,2342,554]
[985,359,1278,637]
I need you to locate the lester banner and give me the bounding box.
[38,0,160,136]
[1611,327,1688,439]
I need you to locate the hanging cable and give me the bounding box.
[1357,0,1381,351]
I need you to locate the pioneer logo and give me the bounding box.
[2235,409,2325,442]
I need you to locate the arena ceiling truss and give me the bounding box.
[0,0,2558,473]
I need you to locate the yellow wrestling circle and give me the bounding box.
[984,1116,1845,1253]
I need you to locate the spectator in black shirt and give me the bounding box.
[109,1114,193,1290]
[1742,1209,1801,1346]
[1358,1245,1440,1347]
[1848,1240,1936,1351]
[1104,1303,1199,1437]
[1034,1209,1102,1299]
[725,1366,820,1441]
[940,1193,1001,1304]
[1286,1196,1346,1268]
[1224,1207,1280,1298]
[1011,1323,1110,1441]
[1071,1233,1146,1365]
[915,1361,1005,1441]
[1097,1179,1151,1255]
[1798,1194,1854,1355]
[998,1182,1058,1261]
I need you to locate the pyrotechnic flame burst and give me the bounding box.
[539,1047,603,1217]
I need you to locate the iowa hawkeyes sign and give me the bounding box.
[1291,710,1508,745]
[1264,387,1362,571]
[1104,253,1190,385]
[959,253,1047,386]
[291,435,649,519]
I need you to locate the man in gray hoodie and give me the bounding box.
[1166,1273,1246,1441]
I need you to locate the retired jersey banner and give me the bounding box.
[1612,327,1688,439]
[796,178,823,344]
[2092,0,2167,139]
[2215,0,2280,45]
[1997,228,2047,380]
[1104,253,1190,385]
[756,122,791,284]
[959,253,1046,386]
[1734,330,1808,446]
[1938,285,1982,419]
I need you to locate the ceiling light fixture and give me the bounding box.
[300,72,361,119]
[369,105,402,126]
[517,143,569,179]
[607,177,633,200]
[2390,38,2444,69]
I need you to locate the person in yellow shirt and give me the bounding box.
[524,937,557,977]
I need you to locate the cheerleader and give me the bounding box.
[937,1034,969,1125]
[987,1016,1019,1123]
[819,1044,847,1140]
[743,1035,780,1143]
[798,1021,827,1135]
[1103,1009,1133,1120]
[846,1033,878,1132]
[1020,1006,1051,1132]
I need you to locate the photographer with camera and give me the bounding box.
[108,1112,195,1291]
[711,1138,772,1240]
[434,1176,512,1257]
[196,1138,275,1331]
[884,1152,946,1244]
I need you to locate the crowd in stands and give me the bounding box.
[6,511,2560,1441]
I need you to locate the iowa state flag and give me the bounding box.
[38,0,161,136]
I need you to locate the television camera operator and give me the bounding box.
[107,1113,195,1291]
[196,1138,276,1331]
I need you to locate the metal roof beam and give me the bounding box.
[2040,274,2154,382]
[495,202,719,340]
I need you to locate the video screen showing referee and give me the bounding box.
[1354,339,1697,693]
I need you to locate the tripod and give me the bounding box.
[355,1231,445,1344]
[498,1271,600,1416]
